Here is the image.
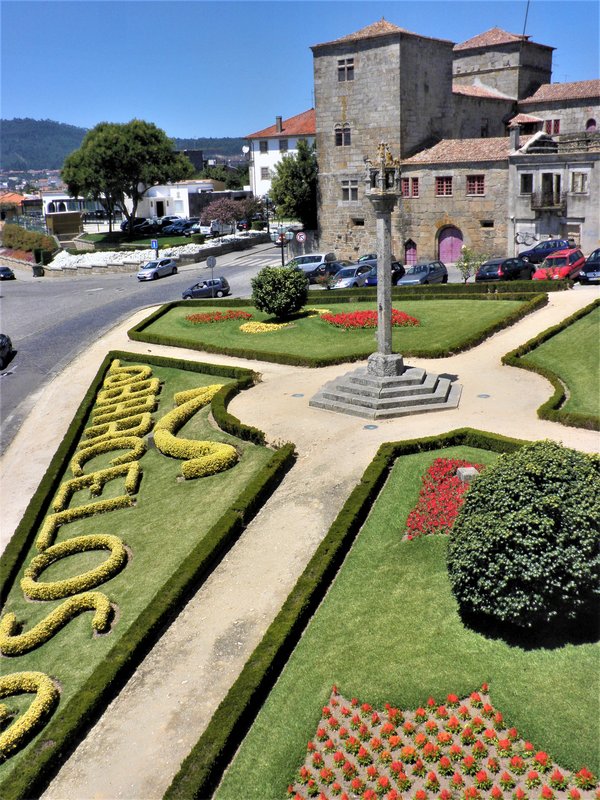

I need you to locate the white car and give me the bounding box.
[331,263,372,289]
[137,258,178,281]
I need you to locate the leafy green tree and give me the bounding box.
[198,164,249,189]
[455,245,488,283]
[251,266,308,319]
[269,140,318,230]
[62,120,194,233]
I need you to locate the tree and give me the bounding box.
[251,266,308,319]
[199,198,241,236]
[62,120,194,234]
[269,139,318,230]
[455,245,488,283]
[198,164,249,189]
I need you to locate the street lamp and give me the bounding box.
[263,195,271,235]
[270,228,294,266]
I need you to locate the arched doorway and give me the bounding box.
[404,239,417,265]
[586,118,597,132]
[438,226,463,263]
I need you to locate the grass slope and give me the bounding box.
[215,446,599,799]
[520,305,600,416]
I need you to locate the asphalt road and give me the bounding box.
[0,242,281,452]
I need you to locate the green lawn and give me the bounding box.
[142,299,526,363]
[0,360,273,783]
[215,446,600,799]
[521,305,600,416]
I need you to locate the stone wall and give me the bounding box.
[518,98,600,135]
[452,94,514,138]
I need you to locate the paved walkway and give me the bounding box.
[1,288,599,800]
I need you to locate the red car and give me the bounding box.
[532,248,585,281]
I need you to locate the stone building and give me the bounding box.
[311,19,599,260]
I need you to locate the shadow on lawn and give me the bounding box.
[458,607,600,651]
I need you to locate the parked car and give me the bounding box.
[198,220,236,237]
[0,333,13,369]
[330,263,373,289]
[287,253,336,272]
[120,217,147,232]
[397,261,448,286]
[184,223,203,237]
[137,258,178,281]
[134,219,161,236]
[162,219,196,235]
[364,262,406,286]
[532,248,585,281]
[156,215,184,228]
[519,238,573,264]
[579,249,600,285]
[297,258,353,284]
[182,277,231,299]
[0,266,15,280]
[475,256,534,282]
[357,252,398,265]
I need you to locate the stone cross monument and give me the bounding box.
[364,143,405,377]
[309,141,462,419]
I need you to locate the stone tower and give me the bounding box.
[311,19,455,257]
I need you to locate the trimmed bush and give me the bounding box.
[0,672,60,762]
[22,534,129,600]
[251,266,308,319]
[447,441,600,630]
[0,592,113,657]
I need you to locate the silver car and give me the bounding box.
[330,263,372,289]
[137,258,178,281]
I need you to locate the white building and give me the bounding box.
[247,109,316,199]
[134,179,225,219]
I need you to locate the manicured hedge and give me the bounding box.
[0,352,295,800]
[502,298,600,430]
[128,294,548,368]
[163,427,527,800]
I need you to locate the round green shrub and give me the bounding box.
[447,440,600,630]
[251,266,308,320]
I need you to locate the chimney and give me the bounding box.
[276,116,283,133]
[509,124,520,150]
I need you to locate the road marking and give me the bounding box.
[85,288,104,293]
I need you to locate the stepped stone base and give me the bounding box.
[309,364,462,420]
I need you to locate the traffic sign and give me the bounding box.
[206,256,217,268]
[296,231,307,243]
[151,239,158,250]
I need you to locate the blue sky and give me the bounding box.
[1,0,598,139]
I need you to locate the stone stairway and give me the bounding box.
[309,365,462,419]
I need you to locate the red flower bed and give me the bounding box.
[185,310,253,324]
[288,686,599,800]
[404,458,483,540]
[321,309,420,329]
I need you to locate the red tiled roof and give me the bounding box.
[402,136,531,165]
[454,27,530,51]
[247,109,315,139]
[312,18,452,49]
[509,113,544,124]
[0,192,25,204]
[520,79,600,103]
[452,83,512,99]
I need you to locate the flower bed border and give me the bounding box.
[128,291,549,368]
[502,298,600,431]
[0,351,296,800]
[163,428,525,800]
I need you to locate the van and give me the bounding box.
[199,220,236,237]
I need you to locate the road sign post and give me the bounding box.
[151,239,158,258]
[206,255,217,298]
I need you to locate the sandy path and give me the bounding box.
[1,289,598,800]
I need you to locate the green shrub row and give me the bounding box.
[0,592,112,657]
[501,298,600,431]
[163,427,526,800]
[22,534,129,601]
[0,351,290,800]
[128,294,548,367]
[0,673,60,763]
[1,224,56,255]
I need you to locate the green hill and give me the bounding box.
[0,118,246,170]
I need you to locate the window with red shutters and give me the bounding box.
[436,176,453,196]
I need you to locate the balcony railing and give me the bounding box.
[530,191,567,213]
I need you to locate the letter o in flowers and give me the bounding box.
[0,671,60,762]
[21,535,128,601]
